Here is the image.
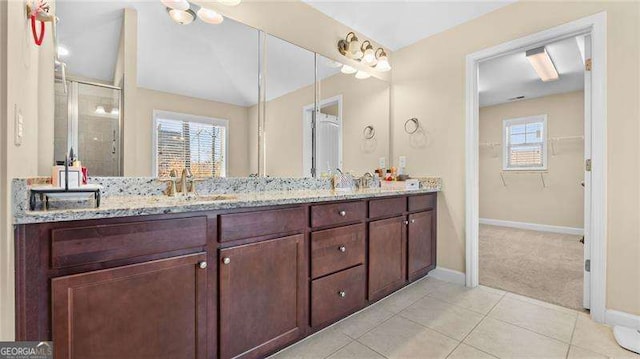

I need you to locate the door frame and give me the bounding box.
[302,95,343,176]
[464,12,607,322]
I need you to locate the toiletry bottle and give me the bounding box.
[385,169,392,181]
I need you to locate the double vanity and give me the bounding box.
[13,177,440,359]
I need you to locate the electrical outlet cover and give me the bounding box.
[378,157,386,168]
[399,156,407,167]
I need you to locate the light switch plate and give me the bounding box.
[399,156,407,168]
[14,105,23,146]
[378,157,386,168]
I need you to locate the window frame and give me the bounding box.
[502,114,548,171]
[152,110,229,178]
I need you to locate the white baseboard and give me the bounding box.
[479,218,584,236]
[606,309,640,330]
[428,267,466,285]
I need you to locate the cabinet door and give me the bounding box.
[52,252,208,359]
[368,216,407,301]
[408,210,436,281]
[219,234,306,359]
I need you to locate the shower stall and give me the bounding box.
[54,80,122,176]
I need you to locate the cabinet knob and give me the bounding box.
[404,220,409,225]
[222,257,231,265]
[339,210,347,217]
[411,219,415,224]
[338,245,346,252]
[198,261,208,269]
[338,291,346,298]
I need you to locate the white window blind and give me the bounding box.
[503,115,547,171]
[154,112,227,178]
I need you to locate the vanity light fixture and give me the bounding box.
[341,65,357,74]
[197,7,224,24]
[355,70,371,80]
[95,106,106,115]
[167,7,196,25]
[111,108,120,116]
[361,41,376,65]
[338,32,363,59]
[374,48,391,72]
[526,46,559,82]
[161,0,190,11]
[57,45,69,57]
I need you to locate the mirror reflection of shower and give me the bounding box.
[54,80,122,176]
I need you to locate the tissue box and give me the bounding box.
[52,166,82,188]
[380,179,420,191]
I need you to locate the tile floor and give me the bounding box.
[271,277,639,359]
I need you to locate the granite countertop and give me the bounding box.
[14,187,439,224]
[13,176,442,224]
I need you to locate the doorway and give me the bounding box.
[302,95,343,177]
[465,13,607,321]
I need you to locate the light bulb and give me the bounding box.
[348,38,362,59]
[362,48,375,65]
[161,0,189,11]
[218,0,241,5]
[197,7,224,24]
[57,45,69,57]
[95,106,106,114]
[355,70,371,80]
[168,8,196,25]
[341,65,357,74]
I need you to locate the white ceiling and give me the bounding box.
[303,0,515,51]
[479,36,585,107]
[56,1,341,107]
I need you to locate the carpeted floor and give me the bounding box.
[479,224,584,311]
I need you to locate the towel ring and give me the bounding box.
[363,125,376,139]
[405,118,420,134]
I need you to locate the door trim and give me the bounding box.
[464,12,607,322]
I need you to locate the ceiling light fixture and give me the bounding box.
[167,7,196,25]
[355,70,371,80]
[338,32,363,59]
[341,65,357,74]
[197,7,224,24]
[361,41,376,65]
[525,46,559,82]
[57,45,69,57]
[374,48,391,72]
[161,0,190,11]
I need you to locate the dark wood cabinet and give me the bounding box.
[219,234,306,359]
[51,252,208,359]
[368,216,407,301]
[407,210,436,281]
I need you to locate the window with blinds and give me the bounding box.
[154,111,227,178]
[503,115,547,171]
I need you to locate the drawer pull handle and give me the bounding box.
[339,210,347,217]
[338,291,346,298]
[198,261,208,269]
[338,246,346,252]
[222,257,231,265]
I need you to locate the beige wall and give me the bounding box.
[255,72,389,177]
[1,1,55,339]
[480,91,584,228]
[392,2,640,315]
[131,88,251,177]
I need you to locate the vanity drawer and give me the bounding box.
[311,224,365,279]
[408,194,436,212]
[51,216,207,269]
[219,207,305,242]
[369,197,407,218]
[311,201,366,228]
[311,265,366,327]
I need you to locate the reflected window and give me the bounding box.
[154,111,228,178]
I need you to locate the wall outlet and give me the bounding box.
[399,156,407,168]
[378,157,386,168]
[14,105,23,146]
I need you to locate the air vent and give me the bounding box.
[508,95,526,101]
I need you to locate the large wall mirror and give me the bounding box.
[55,2,390,179]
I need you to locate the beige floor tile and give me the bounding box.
[399,296,484,340]
[567,345,608,359]
[327,341,385,359]
[447,344,497,359]
[504,292,580,316]
[464,317,569,358]
[571,313,640,358]
[415,276,449,292]
[333,304,395,339]
[488,296,577,343]
[359,316,459,359]
[376,284,431,313]
[270,328,351,359]
[427,283,504,314]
